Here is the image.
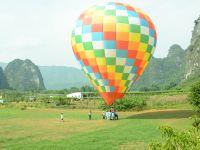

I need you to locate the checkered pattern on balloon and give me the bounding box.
[71,2,157,105]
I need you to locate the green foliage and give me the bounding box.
[99,95,148,111]
[191,115,200,131]
[2,90,29,102]
[150,116,200,150]
[80,85,94,92]
[52,96,71,106]
[188,80,200,112]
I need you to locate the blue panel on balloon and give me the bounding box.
[140,19,148,27]
[103,80,108,85]
[82,25,91,33]
[110,86,114,92]
[149,29,155,37]
[126,59,135,66]
[131,67,138,73]
[92,32,104,41]
[86,66,93,73]
[104,40,116,49]
[95,73,101,79]
[127,11,138,17]
[116,50,127,58]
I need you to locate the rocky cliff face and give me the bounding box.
[0,67,9,89]
[133,44,186,90]
[185,16,200,79]
[4,59,45,90]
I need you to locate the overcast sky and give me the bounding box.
[0,0,199,68]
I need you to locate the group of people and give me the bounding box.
[60,108,119,122]
[102,108,118,120]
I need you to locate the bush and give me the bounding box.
[150,116,200,150]
[188,80,200,112]
[20,104,27,110]
[52,97,71,106]
[99,95,148,111]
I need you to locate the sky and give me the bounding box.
[0,0,199,68]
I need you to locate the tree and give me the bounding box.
[150,116,200,150]
[80,85,94,92]
[188,80,200,112]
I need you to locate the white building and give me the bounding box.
[0,99,4,104]
[66,92,83,100]
[0,95,4,104]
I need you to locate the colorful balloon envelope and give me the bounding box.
[71,2,157,106]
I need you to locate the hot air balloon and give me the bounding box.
[71,2,157,106]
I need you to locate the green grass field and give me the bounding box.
[0,107,196,150]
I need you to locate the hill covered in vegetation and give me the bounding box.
[133,44,186,90]
[0,67,9,89]
[4,59,45,90]
[39,66,90,90]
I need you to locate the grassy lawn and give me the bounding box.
[0,108,196,150]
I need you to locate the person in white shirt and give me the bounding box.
[107,110,111,120]
[60,113,64,122]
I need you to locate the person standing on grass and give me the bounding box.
[102,111,105,119]
[88,110,92,120]
[114,110,118,120]
[107,110,111,120]
[60,113,64,122]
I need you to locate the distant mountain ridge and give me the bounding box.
[0,62,90,90]
[39,66,89,90]
[0,46,188,91]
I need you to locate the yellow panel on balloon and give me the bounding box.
[97,86,103,92]
[85,51,95,58]
[76,43,84,52]
[120,80,126,86]
[107,65,115,73]
[71,37,76,45]
[94,10,104,16]
[92,16,103,24]
[116,23,129,32]
[103,23,116,32]
[139,43,148,52]
[104,16,116,23]
[144,53,150,61]
[122,87,127,93]
[96,58,106,66]
[129,33,140,42]
[115,73,122,80]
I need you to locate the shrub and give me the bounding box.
[99,95,148,111]
[149,116,200,150]
[188,80,200,112]
[52,97,71,106]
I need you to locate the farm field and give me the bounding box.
[0,107,196,150]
